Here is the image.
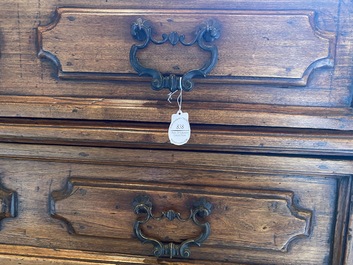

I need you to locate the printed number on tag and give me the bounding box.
[168,111,191,146]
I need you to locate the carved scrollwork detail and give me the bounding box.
[130,18,221,92]
[132,195,212,259]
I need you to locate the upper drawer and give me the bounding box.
[1,1,353,129]
[38,9,334,89]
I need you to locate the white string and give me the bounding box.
[177,88,182,113]
[167,77,183,112]
[167,90,178,103]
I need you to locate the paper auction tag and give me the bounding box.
[168,110,191,146]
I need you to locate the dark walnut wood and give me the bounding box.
[38,8,334,87]
[0,143,349,264]
[0,0,353,264]
[50,178,311,253]
[0,0,352,129]
[2,118,353,156]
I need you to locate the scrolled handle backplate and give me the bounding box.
[132,195,212,259]
[129,18,221,92]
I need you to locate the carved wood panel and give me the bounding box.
[1,0,351,116]
[0,144,346,264]
[50,178,312,253]
[38,8,335,87]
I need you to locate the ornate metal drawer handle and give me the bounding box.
[132,195,212,259]
[130,18,221,92]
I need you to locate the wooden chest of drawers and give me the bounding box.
[0,0,353,264]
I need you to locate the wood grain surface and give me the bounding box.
[0,0,353,264]
[51,179,311,252]
[38,9,334,86]
[2,118,353,156]
[0,143,348,264]
[0,0,351,117]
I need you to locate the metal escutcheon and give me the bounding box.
[132,195,212,259]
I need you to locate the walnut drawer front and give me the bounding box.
[34,5,343,111]
[0,144,349,264]
[1,1,353,130]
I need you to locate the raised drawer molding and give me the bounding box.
[38,8,334,87]
[0,0,353,264]
[49,178,312,254]
[0,143,349,264]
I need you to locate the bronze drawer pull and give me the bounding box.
[0,184,17,227]
[132,195,212,259]
[129,18,221,92]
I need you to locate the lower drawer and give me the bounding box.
[0,143,351,264]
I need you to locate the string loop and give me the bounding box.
[167,77,183,113]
